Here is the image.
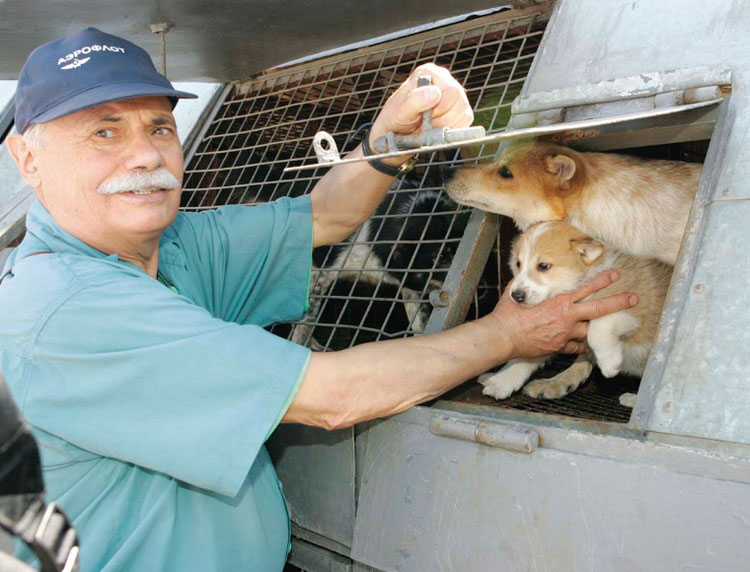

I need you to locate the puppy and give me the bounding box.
[479,221,672,401]
[292,187,467,349]
[442,141,701,265]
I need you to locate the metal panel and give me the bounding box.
[522,0,750,96]
[352,407,750,572]
[642,199,750,443]
[0,2,546,82]
[266,425,356,548]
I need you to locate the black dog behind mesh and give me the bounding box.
[286,176,470,350]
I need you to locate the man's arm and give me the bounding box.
[308,64,473,247]
[283,271,638,430]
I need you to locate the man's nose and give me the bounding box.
[123,132,165,171]
[511,289,526,304]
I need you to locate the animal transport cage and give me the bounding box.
[182,5,646,425]
[182,1,750,570]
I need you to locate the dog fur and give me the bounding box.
[479,221,672,401]
[291,188,467,349]
[442,141,701,265]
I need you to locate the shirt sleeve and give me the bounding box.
[165,195,313,326]
[26,270,311,498]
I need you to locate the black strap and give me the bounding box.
[361,129,402,177]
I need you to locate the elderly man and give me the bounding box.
[0,27,635,572]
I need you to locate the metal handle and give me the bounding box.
[429,414,539,453]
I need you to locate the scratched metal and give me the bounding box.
[352,407,750,572]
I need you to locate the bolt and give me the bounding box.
[662,401,674,413]
[694,283,704,293]
[722,188,732,197]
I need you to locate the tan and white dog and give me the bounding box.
[480,221,672,401]
[442,141,701,265]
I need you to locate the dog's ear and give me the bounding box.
[543,153,577,182]
[570,237,604,264]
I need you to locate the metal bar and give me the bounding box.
[429,413,539,453]
[284,97,724,172]
[423,210,499,333]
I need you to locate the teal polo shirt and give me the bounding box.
[0,197,313,571]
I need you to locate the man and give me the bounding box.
[0,28,636,571]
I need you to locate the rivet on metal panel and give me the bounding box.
[429,289,451,307]
[662,401,675,414]
[723,188,732,197]
[693,283,705,294]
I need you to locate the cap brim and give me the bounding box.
[32,82,199,125]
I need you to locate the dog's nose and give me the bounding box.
[441,167,455,183]
[511,290,526,304]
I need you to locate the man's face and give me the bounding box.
[25,96,184,251]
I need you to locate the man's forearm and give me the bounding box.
[283,314,515,429]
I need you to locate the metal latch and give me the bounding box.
[284,75,487,173]
[429,413,539,453]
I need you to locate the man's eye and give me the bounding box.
[499,166,513,179]
[154,127,174,136]
[95,128,115,138]
[537,262,551,271]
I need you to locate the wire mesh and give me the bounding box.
[181,10,548,352]
[180,8,682,425]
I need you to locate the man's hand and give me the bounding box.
[369,63,474,150]
[490,271,639,359]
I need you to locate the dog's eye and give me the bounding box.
[515,260,521,269]
[537,262,551,271]
[498,166,513,179]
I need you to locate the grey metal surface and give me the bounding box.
[0,1,533,82]
[267,425,356,549]
[288,537,353,572]
[352,407,750,572]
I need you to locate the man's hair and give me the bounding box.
[22,123,45,149]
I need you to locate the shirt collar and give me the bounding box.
[4,199,186,276]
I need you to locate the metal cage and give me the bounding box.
[180,5,695,426]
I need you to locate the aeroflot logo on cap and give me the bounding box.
[57,44,126,70]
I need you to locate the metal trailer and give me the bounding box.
[1,1,750,571]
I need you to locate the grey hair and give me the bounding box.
[21,123,46,149]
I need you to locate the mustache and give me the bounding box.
[97,168,181,195]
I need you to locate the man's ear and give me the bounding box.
[570,237,604,264]
[543,153,577,182]
[5,134,42,190]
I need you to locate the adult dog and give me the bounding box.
[442,141,701,265]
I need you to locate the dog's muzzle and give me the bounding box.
[511,289,526,304]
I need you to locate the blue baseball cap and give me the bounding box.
[15,27,198,134]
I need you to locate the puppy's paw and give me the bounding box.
[596,349,623,378]
[524,378,571,399]
[598,360,622,378]
[619,392,637,408]
[479,372,523,400]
